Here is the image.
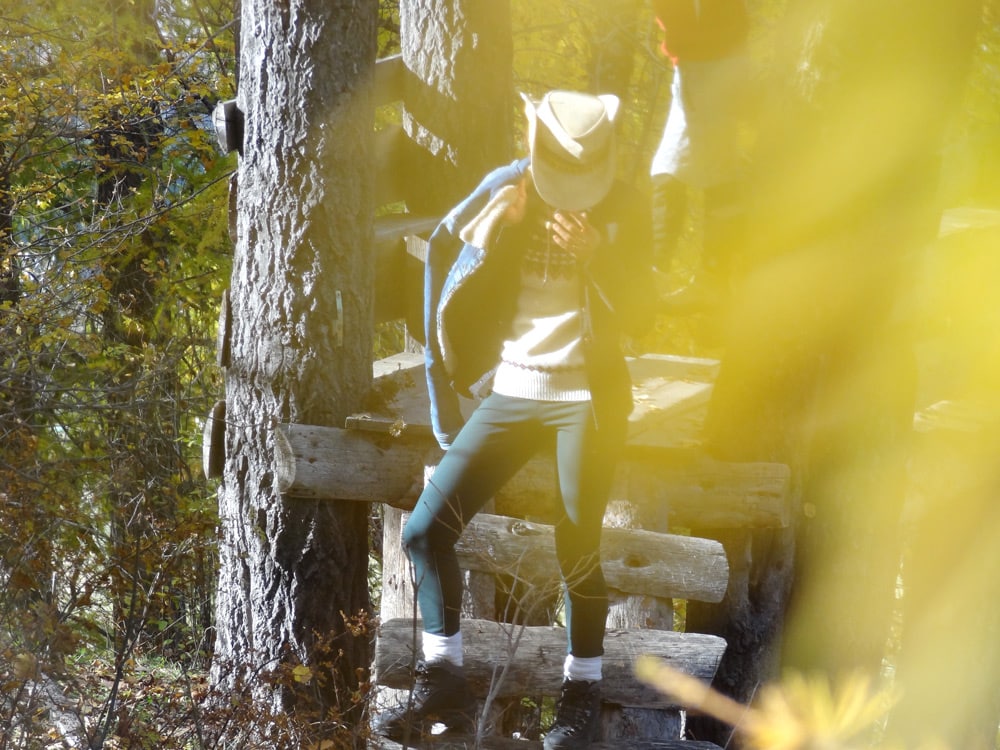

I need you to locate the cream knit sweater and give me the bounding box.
[491,212,591,402]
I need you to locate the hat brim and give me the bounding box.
[523,90,618,212]
[531,138,617,212]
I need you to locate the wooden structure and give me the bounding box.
[208,54,793,748]
[319,351,790,748]
[204,38,1000,748]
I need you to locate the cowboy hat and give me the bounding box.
[522,90,620,211]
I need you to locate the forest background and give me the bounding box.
[2,0,999,748]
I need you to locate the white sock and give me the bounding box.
[422,631,463,667]
[563,654,602,683]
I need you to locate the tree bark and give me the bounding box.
[211,1,377,744]
[399,0,514,215]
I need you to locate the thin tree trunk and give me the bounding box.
[95,0,187,653]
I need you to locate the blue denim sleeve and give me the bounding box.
[423,222,465,449]
[422,159,529,449]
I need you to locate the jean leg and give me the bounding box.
[403,394,544,635]
[552,402,627,658]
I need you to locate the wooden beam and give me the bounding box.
[374,617,726,710]
[401,512,729,604]
[281,421,789,528]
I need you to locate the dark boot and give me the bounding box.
[543,678,602,749]
[375,660,476,742]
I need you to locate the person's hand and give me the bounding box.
[500,178,528,226]
[549,210,601,263]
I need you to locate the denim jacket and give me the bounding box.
[424,157,656,449]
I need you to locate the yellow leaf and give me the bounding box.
[292,664,313,684]
[14,652,38,680]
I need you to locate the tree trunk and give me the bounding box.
[399,0,514,215]
[768,0,980,674]
[689,1,982,745]
[211,1,377,744]
[380,0,515,636]
[0,143,50,625]
[378,2,514,735]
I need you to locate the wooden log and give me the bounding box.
[283,421,439,503]
[281,421,789,529]
[498,450,791,529]
[399,512,729,604]
[374,617,726,711]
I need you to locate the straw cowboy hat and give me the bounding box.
[522,90,620,212]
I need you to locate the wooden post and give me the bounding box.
[601,470,682,741]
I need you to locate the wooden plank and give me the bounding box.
[374,618,726,711]
[373,350,426,378]
[626,353,720,450]
[937,206,1000,238]
[374,212,440,246]
[913,399,1000,435]
[365,351,721,449]
[398,512,728,604]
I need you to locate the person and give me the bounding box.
[649,0,751,311]
[375,90,656,748]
